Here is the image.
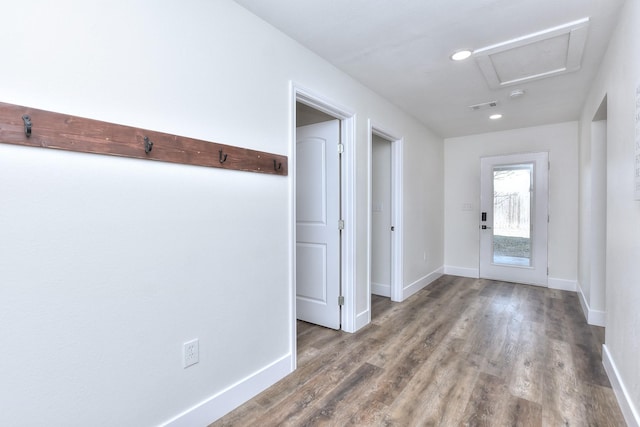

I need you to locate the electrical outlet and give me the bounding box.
[183,339,199,368]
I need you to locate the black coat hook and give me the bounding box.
[144,136,153,154]
[219,149,228,164]
[22,114,32,138]
[273,159,282,171]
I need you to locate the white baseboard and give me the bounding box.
[548,277,577,292]
[355,308,370,331]
[161,353,292,427]
[577,281,606,327]
[603,344,640,427]
[403,267,443,300]
[371,282,390,297]
[589,309,606,327]
[443,265,479,278]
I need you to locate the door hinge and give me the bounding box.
[338,219,345,230]
[338,143,344,154]
[338,295,344,306]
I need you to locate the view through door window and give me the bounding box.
[493,164,533,266]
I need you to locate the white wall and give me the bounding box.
[402,125,444,293]
[578,0,640,423]
[444,122,579,286]
[0,0,443,425]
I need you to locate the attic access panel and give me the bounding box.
[474,18,589,89]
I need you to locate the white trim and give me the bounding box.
[371,282,391,297]
[288,84,297,371]
[589,308,606,327]
[291,83,357,333]
[576,281,606,327]
[366,124,373,327]
[548,277,577,292]
[161,353,292,427]
[443,265,480,278]
[403,267,443,300]
[390,137,404,303]
[577,282,589,322]
[602,344,640,427]
[340,109,357,333]
[355,308,370,331]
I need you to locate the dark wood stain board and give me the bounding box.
[0,101,287,176]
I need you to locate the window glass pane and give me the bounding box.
[493,164,532,266]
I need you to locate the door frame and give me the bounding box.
[479,151,549,286]
[368,121,403,309]
[289,83,357,368]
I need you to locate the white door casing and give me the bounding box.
[296,120,341,329]
[480,152,549,286]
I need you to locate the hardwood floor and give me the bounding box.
[211,275,626,426]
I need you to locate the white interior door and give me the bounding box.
[296,120,341,329]
[480,152,548,286]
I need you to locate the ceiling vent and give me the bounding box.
[473,18,589,89]
[468,100,498,111]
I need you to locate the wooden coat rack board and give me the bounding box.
[0,101,288,176]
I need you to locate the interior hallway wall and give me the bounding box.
[578,0,640,422]
[578,117,607,326]
[0,0,443,425]
[444,121,579,288]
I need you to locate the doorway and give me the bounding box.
[369,124,403,318]
[479,152,549,286]
[291,85,357,342]
[295,106,341,330]
[581,96,607,326]
[371,134,392,299]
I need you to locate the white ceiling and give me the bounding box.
[233,0,625,138]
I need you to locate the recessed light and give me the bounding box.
[489,114,503,120]
[450,50,472,61]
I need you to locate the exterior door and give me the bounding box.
[296,120,341,329]
[480,152,548,286]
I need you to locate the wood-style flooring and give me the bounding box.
[211,275,626,426]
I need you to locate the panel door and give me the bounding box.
[296,120,341,329]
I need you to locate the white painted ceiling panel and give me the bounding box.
[474,18,589,89]
[490,35,571,81]
[233,0,625,137]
